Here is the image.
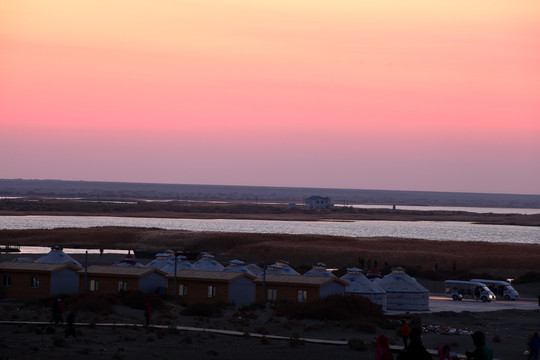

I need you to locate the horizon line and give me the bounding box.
[2,178,539,197]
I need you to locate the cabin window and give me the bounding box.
[90,280,99,291]
[3,275,11,287]
[179,284,187,296]
[297,290,307,303]
[30,276,39,288]
[118,281,127,292]
[207,285,216,297]
[267,288,277,301]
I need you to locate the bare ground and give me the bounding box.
[1,297,539,360]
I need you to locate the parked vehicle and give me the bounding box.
[444,280,496,302]
[470,279,519,300]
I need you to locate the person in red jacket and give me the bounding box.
[144,301,153,327]
[375,334,394,360]
[401,321,410,349]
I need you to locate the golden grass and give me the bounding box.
[1,227,538,274]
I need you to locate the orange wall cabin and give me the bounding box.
[0,262,80,302]
[79,265,167,295]
[167,270,256,306]
[254,274,348,303]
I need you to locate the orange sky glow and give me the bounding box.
[1,1,539,194]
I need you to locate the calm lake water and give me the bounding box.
[0,215,539,244]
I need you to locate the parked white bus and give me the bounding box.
[444,280,496,302]
[470,279,519,300]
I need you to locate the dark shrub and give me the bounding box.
[269,299,294,311]
[255,327,270,335]
[288,333,304,347]
[70,293,115,314]
[52,336,66,347]
[180,334,192,344]
[117,291,165,310]
[275,295,383,321]
[348,338,367,351]
[348,321,377,333]
[181,302,224,317]
[239,301,266,311]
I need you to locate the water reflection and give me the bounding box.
[0,215,538,244]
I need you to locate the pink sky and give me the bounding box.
[1,1,539,194]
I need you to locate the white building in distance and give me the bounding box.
[304,196,333,210]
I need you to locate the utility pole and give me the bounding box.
[261,260,267,304]
[84,250,88,292]
[173,251,178,300]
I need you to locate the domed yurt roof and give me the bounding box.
[268,260,299,275]
[377,267,428,293]
[146,253,173,270]
[304,262,336,277]
[376,267,429,311]
[35,246,82,268]
[160,255,193,273]
[112,254,145,267]
[223,259,255,275]
[163,249,176,258]
[245,263,264,276]
[192,254,224,271]
[340,267,385,294]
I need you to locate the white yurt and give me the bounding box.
[163,249,176,259]
[160,255,193,274]
[112,254,145,267]
[265,263,299,276]
[192,254,224,271]
[304,262,335,277]
[245,264,264,276]
[146,253,173,270]
[376,267,429,311]
[223,259,255,275]
[270,260,299,275]
[340,267,387,310]
[35,246,82,268]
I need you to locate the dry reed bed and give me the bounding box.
[1,227,538,274]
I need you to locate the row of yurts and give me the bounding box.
[12,247,429,312]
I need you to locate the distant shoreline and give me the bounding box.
[1,208,539,226]
[2,178,540,208]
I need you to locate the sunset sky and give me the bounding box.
[1,1,539,195]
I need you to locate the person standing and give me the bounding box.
[465,331,493,360]
[529,332,540,360]
[51,298,64,325]
[397,327,431,360]
[438,344,451,360]
[358,256,365,270]
[375,334,394,360]
[65,310,77,338]
[144,301,153,327]
[401,321,410,349]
